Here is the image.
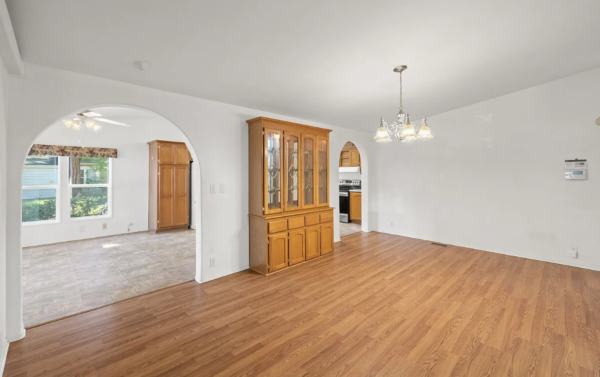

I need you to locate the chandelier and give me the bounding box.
[373,65,433,143]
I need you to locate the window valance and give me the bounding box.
[28,144,117,158]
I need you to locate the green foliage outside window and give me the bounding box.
[22,199,56,222]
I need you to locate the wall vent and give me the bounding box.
[431,242,448,247]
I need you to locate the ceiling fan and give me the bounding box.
[63,110,130,131]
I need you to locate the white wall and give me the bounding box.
[22,110,190,246]
[375,67,600,271]
[0,57,9,372]
[3,63,372,341]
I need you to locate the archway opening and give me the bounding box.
[338,141,363,237]
[20,105,201,328]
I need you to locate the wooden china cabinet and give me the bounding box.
[248,117,334,275]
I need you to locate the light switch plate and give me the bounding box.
[219,184,225,193]
[210,184,216,194]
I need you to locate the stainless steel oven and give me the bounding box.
[339,179,360,223]
[339,191,350,223]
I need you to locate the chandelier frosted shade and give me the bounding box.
[400,121,417,141]
[373,118,392,143]
[417,118,433,139]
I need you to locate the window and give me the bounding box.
[22,156,60,223]
[69,157,111,218]
[21,155,113,224]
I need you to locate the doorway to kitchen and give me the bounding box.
[338,142,362,237]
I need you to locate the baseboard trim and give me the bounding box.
[376,230,600,272]
[7,328,25,343]
[0,338,8,376]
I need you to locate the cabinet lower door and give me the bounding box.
[321,222,334,255]
[173,165,189,227]
[158,165,174,229]
[288,229,305,265]
[268,233,288,272]
[305,225,320,260]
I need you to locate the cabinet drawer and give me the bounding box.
[305,213,320,226]
[320,211,333,223]
[288,216,305,229]
[268,219,288,233]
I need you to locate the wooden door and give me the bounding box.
[350,192,361,221]
[173,165,189,226]
[321,222,334,255]
[283,131,302,212]
[350,149,360,167]
[317,137,329,207]
[174,144,190,165]
[158,143,174,165]
[264,128,283,214]
[301,134,316,209]
[158,165,174,229]
[288,228,305,265]
[268,233,288,272]
[305,225,320,260]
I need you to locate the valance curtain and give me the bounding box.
[28,144,117,158]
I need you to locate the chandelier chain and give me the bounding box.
[399,71,403,112]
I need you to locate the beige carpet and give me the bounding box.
[22,229,196,327]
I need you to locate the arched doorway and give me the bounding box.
[19,105,202,328]
[338,141,363,237]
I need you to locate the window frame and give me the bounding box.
[21,156,115,225]
[21,156,61,226]
[67,157,113,221]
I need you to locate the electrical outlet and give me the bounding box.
[102,223,107,230]
[210,184,216,194]
[127,222,133,232]
[219,184,225,193]
[390,221,394,227]
[79,226,85,232]
[570,247,578,259]
[210,258,216,267]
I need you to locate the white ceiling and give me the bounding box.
[7,0,600,132]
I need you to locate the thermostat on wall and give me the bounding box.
[565,159,587,180]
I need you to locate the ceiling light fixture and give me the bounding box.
[373,65,433,143]
[62,110,130,133]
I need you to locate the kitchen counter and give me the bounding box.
[349,189,361,192]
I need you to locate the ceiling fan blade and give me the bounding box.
[81,111,102,117]
[95,118,130,127]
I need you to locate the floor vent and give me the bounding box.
[431,242,448,247]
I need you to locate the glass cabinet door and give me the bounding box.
[284,132,301,211]
[302,135,316,208]
[317,137,329,206]
[264,129,282,214]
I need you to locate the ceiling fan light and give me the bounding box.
[85,120,96,129]
[71,120,82,130]
[93,124,101,131]
[63,119,74,128]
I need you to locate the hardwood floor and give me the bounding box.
[5,232,600,376]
